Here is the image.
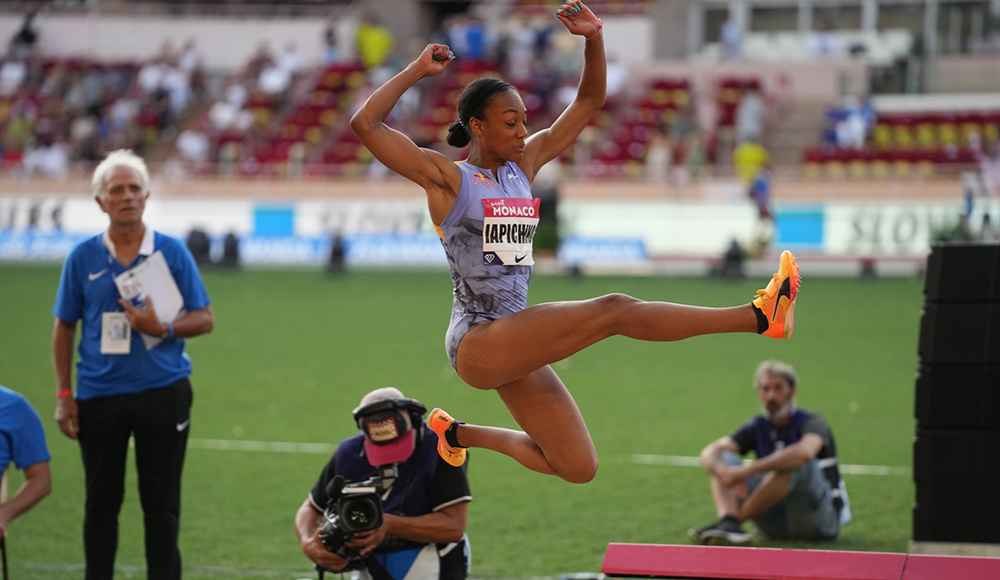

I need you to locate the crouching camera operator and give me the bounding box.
[295,387,472,580]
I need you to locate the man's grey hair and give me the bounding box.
[91,149,151,199]
[754,360,798,390]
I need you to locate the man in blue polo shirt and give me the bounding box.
[0,384,51,537]
[295,387,472,580]
[52,149,214,580]
[689,360,850,545]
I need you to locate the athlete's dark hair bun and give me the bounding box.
[446,121,471,148]
[447,77,515,149]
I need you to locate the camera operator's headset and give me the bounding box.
[353,397,428,444]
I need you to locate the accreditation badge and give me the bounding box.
[101,312,132,355]
[482,198,540,266]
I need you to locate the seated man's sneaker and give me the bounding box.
[688,515,753,546]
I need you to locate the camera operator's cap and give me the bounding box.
[356,387,415,466]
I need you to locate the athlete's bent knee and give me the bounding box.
[554,455,599,484]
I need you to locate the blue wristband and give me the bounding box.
[162,323,174,340]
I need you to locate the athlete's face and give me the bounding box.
[96,166,148,227]
[472,89,528,162]
[756,374,795,425]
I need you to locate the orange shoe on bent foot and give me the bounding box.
[428,408,467,467]
[752,250,800,339]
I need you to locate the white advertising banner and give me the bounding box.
[2,193,997,265]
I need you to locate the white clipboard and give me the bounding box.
[114,250,186,350]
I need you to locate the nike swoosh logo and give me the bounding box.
[772,277,792,322]
[89,269,108,281]
[176,420,190,432]
[515,253,528,263]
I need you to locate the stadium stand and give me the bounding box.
[803,93,1000,178]
[698,29,915,67]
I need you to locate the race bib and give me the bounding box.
[101,312,131,355]
[482,198,540,266]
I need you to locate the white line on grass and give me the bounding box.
[25,562,315,577]
[188,438,336,454]
[628,454,911,476]
[181,440,911,477]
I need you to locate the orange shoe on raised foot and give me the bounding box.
[752,250,800,339]
[428,408,467,467]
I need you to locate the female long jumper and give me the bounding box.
[350,1,799,483]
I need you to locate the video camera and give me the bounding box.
[317,464,398,571]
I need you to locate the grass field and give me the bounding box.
[0,264,923,579]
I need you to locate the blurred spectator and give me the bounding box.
[645,125,671,182]
[733,139,769,185]
[605,54,629,101]
[208,83,252,132]
[683,132,707,180]
[65,65,104,117]
[178,40,202,75]
[277,42,303,77]
[549,26,582,78]
[69,113,97,151]
[506,16,540,84]
[9,8,39,59]
[138,56,168,96]
[980,140,1000,197]
[356,15,394,69]
[834,96,875,150]
[534,17,556,60]
[109,87,143,130]
[721,19,743,61]
[735,87,764,145]
[0,383,51,541]
[176,119,210,164]
[465,17,488,61]
[323,18,341,65]
[981,214,1000,243]
[694,89,719,158]
[443,15,471,56]
[0,58,27,97]
[673,103,699,143]
[244,42,274,82]
[23,136,69,178]
[748,165,773,222]
[258,61,291,96]
[950,214,976,242]
[808,20,841,58]
[224,81,249,110]
[162,58,192,115]
[555,76,578,110]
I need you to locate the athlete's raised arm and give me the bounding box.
[351,44,463,223]
[521,1,606,180]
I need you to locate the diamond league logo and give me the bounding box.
[485,254,494,263]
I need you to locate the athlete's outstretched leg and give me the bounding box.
[432,366,597,483]
[456,250,798,389]
[457,299,755,389]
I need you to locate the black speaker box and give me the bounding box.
[915,365,1000,429]
[913,428,1000,543]
[924,243,1000,302]
[918,303,1000,364]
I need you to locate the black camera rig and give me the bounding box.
[315,464,398,579]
